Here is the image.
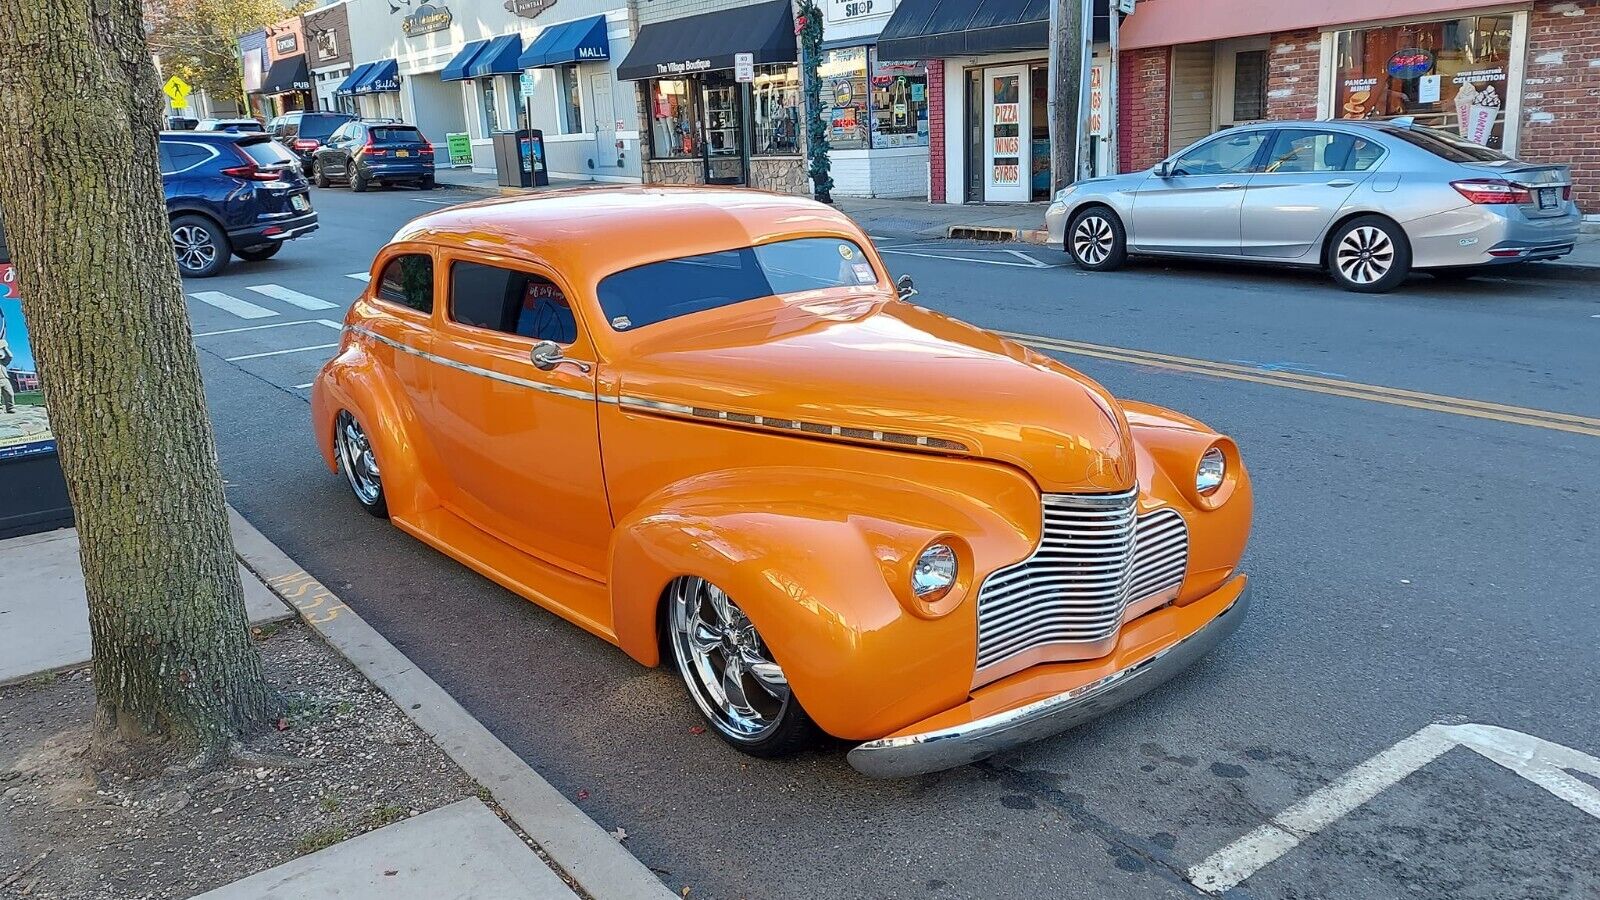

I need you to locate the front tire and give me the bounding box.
[314,161,329,188]
[170,215,230,278]
[335,410,388,518]
[667,576,816,758]
[1066,207,1128,271]
[1328,215,1411,293]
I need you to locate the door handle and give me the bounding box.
[1326,179,1357,187]
[1216,182,1244,190]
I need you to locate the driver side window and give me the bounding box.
[1172,131,1269,176]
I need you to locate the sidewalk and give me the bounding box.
[0,515,674,900]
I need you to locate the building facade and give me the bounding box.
[261,15,316,117]
[1116,0,1600,209]
[304,2,356,114]
[816,0,932,198]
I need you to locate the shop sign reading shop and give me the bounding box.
[826,0,895,23]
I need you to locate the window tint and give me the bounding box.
[597,238,878,332]
[1385,125,1508,163]
[371,126,423,143]
[238,139,296,166]
[1262,129,1383,173]
[158,143,175,174]
[450,261,577,344]
[376,254,434,314]
[162,142,211,172]
[300,116,350,141]
[1173,131,1268,176]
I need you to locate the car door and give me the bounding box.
[428,251,612,594]
[1130,128,1272,254]
[1239,128,1383,259]
[321,124,357,177]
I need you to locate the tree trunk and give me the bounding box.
[1048,0,1084,193]
[0,0,278,752]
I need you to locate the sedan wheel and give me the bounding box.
[668,576,816,756]
[335,410,387,517]
[1329,216,1411,293]
[170,215,230,278]
[1066,207,1127,271]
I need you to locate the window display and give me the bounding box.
[821,47,869,151]
[1333,15,1515,148]
[649,78,699,159]
[868,52,928,150]
[752,65,800,156]
[557,65,584,134]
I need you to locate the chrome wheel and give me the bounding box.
[669,577,791,742]
[1072,214,1115,266]
[1335,225,1394,285]
[172,224,218,274]
[335,411,382,506]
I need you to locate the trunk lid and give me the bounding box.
[1461,160,1571,218]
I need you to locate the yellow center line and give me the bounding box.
[998,330,1600,439]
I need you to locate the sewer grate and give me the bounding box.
[947,225,1018,242]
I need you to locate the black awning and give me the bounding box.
[877,0,1111,60]
[261,55,311,95]
[617,0,795,81]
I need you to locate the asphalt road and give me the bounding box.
[192,183,1600,900]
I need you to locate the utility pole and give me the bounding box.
[1047,0,1088,192]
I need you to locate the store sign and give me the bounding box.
[992,163,1019,186]
[369,71,400,92]
[825,0,894,23]
[275,33,298,55]
[505,0,556,18]
[1385,48,1434,79]
[655,59,711,75]
[0,266,54,461]
[402,4,453,37]
[1088,64,1106,136]
[735,52,754,83]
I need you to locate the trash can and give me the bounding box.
[491,130,548,188]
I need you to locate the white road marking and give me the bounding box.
[346,272,371,282]
[1004,249,1051,268]
[245,284,338,310]
[410,198,458,205]
[293,382,315,389]
[189,291,277,320]
[878,247,1065,269]
[1188,723,1600,894]
[225,343,339,362]
[195,319,343,338]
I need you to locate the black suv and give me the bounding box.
[160,132,318,278]
[312,121,435,191]
[268,110,357,175]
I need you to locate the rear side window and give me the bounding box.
[371,127,423,143]
[161,141,212,173]
[1386,125,1508,163]
[450,261,578,344]
[238,140,296,167]
[376,254,434,314]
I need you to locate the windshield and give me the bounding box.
[596,237,880,332]
[1385,124,1509,163]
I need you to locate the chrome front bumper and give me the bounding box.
[847,582,1252,778]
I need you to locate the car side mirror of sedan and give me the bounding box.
[1154,161,1173,178]
[896,274,918,300]
[531,340,591,373]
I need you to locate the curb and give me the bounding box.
[227,507,676,900]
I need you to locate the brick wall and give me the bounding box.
[928,59,945,202]
[1521,0,1600,210]
[1265,29,1321,120]
[1119,48,1169,171]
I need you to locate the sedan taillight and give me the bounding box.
[1451,179,1531,205]
[1562,185,1573,201]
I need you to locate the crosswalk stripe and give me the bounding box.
[225,343,339,362]
[189,291,277,320]
[245,284,338,310]
[346,272,371,283]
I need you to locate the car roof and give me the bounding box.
[159,130,260,143]
[394,187,867,285]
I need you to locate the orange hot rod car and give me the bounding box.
[311,187,1253,778]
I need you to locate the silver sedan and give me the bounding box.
[1044,120,1581,292]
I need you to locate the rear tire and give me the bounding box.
[1327,215,1411,293]
[234,243,282,262]
[420,175,436,190]
[1065,207,1128,271]
[350,169,369,193]
[170,215,230,278]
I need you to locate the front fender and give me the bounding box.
[311,340,440,518]
[608,465,1038,740]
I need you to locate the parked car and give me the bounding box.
[165,116,198,130]
[1045,120,1582,293]
[160,131,318,277]
[311,121,435,191]
[311,188,1253,776]
[195,118,265,133]
[267,110,357,175]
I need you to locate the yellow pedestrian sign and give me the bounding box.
[163,75,192,109]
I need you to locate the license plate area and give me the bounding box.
[396,149,410,158]
[1538,187,1558,210]
[291,195,309,212]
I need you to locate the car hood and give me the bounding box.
[611,295,1136,493]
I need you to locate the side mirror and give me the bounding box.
[1154,161,1173,178]
[530,340,591,374]
[896,274,918,300]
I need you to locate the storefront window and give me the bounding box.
[752,65,800,156]
[1333,14,1515,149]
[1231,50,1267,121]
[649,78,699,160]
[868,52,928,150]
[557,65,584,134]
[821,47,870,151]
[481,80,499,134]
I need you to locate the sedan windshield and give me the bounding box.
[596,237,879,331]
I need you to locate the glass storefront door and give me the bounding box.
[983,66,1029,202]
[701,72,746,185]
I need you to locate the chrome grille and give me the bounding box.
[975,490,1189,672]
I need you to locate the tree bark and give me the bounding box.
[0,0,278,752]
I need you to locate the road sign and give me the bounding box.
[734,53,754,83]
[163,75,192,109]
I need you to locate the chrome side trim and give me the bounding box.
[613,395,970,453]
[346,326,598,402]
[848,580,1251,778]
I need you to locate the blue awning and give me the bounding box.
[440,40,488,81]
[518,15,610,69]
[335,62,375,96]
[354,59,400,94]
[467,34,524,77]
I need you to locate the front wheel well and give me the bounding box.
[1062,202,1122,249]
[1320,211,1408,270]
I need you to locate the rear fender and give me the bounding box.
[609,466,1036,740]
[311,340,439,518]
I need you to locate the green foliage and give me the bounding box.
[144,0,314,109]
[295,825,350,855]
[795,1,833,203]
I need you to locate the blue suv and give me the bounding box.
[160,131,318,278]
[312,121,435,191]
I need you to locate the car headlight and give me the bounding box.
[911,542,958,600]
[1053,184,1077,202]
[1196,446,1226,495]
